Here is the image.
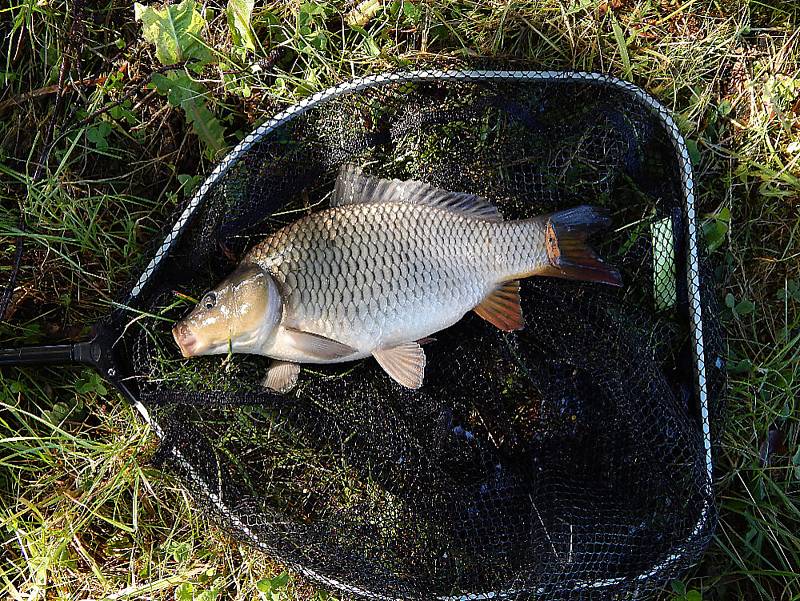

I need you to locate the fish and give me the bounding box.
[172,164,621,391]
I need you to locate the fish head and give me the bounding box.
[172,264,282,357]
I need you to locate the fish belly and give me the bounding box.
[247,203,545,362]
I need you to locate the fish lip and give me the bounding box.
[172,324,197,358]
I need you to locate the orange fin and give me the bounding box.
[473,280,524,332]
[538,206,622,286]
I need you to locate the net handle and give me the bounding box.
[0,340,98,367]
[0,332,149,423]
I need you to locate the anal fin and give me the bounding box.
[373,342,426,389]
[262,360,300,393]
[474,280,524,332]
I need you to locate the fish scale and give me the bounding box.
[245,202,531,350]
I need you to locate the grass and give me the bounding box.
[1,0,799,599]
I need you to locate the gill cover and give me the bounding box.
[172,264,281,357]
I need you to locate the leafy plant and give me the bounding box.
[725,292,755,318]
[150,71,226,159]
[776,278,800,303]
[256,571,290,600]
[42,398,86,426]
[177,173,203,196]
[393,0,421,24]
[685,138,702,167]
[175,582,220,601]
[651,216,677,311]
[164,539,192,563]
[227,0,256,53]
[702,206,730,252]
[175,582,194,601]
[134,0,228,158]
[75,371,108,396]
[134,0,210,65]
[670,580,703,601]
[85,121,113,151]
[296,2,332,55]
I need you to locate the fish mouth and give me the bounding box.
[172,323,198,357]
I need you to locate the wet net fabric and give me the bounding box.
[116,72,725,600]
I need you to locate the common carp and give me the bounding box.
[173,164,621,391]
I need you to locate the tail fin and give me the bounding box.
[539,206,622,286]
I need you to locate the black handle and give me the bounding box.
[0,332,138,406]
[0,340,99,367]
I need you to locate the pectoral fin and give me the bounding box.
[474,280,524,331]
[373,342,426,389]
[262,360,300,393]
[284,327,357,360]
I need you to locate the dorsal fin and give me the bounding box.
[332,164,503,221]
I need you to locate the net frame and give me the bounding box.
[124,69,715,599]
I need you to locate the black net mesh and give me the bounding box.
[114,71,725,600]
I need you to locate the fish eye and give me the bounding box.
[202,292,217,310]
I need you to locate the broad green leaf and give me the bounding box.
[134,0,210,65]
[298,29,328,54]
[165,540,192,562]
[177,173,203,195]
[350,26,381,56]
[701,206,730,252]
[299,1,329,24]
[86,121,112,150]
[151,71,203,106]
[725,293,735,308]
[150,71,226,158]
[175,582,194,601]
[271,571,290,589]
[182,94,227,158]
[734,299,755,315]
[227,0,255,51]
[402,0,420,22]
